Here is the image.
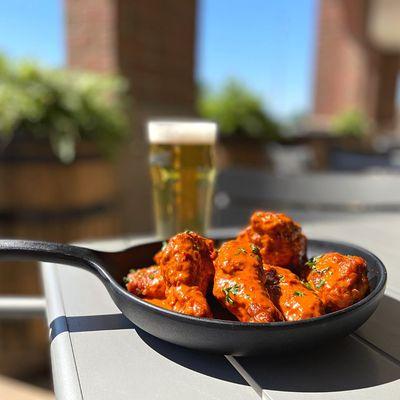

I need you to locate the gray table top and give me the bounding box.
[41,215,400,400]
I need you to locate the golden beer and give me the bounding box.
[148,121,217,238]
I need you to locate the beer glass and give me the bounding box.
[148,120,217,238]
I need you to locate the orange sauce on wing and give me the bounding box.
[157,231,215,318]
[306,252,369,312]
[264,265,324,321]
[213,240,283,323]
[237,211,307,274]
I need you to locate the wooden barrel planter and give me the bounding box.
[0,137,121,378]
[216,137,273,170]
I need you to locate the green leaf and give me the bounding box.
[0,52,129,162]
[318,266,331,275]
[250,243,259,254]
[302,281,313,290]
[235,247,247,256]
[223,283,241,305]
[315,279,326,289]
[305,255,322,270]
[198,79,281,140]
[332,109,369,137]
[293,290,305,297]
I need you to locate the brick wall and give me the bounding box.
[66,0,197,233]
[66,0,118,72]
[313,0,399,132]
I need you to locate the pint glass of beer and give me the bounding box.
[148,120,217,238]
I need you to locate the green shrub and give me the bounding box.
[0,54,129,162]
[331,109,369,137]
[198,79,280,140]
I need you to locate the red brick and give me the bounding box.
[65,0,197,233]
[313,0,399,132]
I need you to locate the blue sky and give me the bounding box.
[197,0,317,118]
[0,0,65,65]
[0,0,316,118]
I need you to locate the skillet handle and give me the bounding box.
[0,239,98,271]
[0,239,100,319]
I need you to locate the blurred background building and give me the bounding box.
[313,0,400,133]
[1,0,400,397]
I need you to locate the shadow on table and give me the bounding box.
[49,313,133,341]
[135,327,249,385]
[49,293,400,392]
[49,313,249,386]
[237,335,400,393]
[237,292,400,393]
[356,293,400,361]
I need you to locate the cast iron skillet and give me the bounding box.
[0,238,386,356]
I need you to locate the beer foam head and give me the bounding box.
[148,120,217,144]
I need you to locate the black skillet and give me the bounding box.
[0,238,386,356]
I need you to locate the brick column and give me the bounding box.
[313,0,399,132]
[66,0,197,233]
[313,0,370,119]
[373,53,400,131]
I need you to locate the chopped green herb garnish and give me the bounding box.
[123,276,132,284]
[148,274,155,280]
[223,283,241,305]
[318,266,331,274]
[278,274,286,283]
[315,279,326,289]
[293,290,305,297]
[302,281,313,290]
[244,294,251,300]
[305,255,322,270]
[129,268,137,274]
[250,244,260,255]
[250,244,262,261]
[235,247,248,256]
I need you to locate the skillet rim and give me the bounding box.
[108,238,387,329]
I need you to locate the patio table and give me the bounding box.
[41,213,400,399]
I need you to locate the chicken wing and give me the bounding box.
[125,265,166,299]
[157,231,215,318]
[213,240,283,322]
[306,252,369,312]
[264,265,324,321]
[238,211,307,274]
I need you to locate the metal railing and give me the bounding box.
[0,296,46,318]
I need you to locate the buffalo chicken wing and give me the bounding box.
[306,252,369,312]
[125,265,166,300]
[213,240,283,323]
[123,210,371,322]
[238,211,307,274]
[157,231,215,318]
[264,265,324,321]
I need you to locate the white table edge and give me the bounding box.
[41,262,83,400]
